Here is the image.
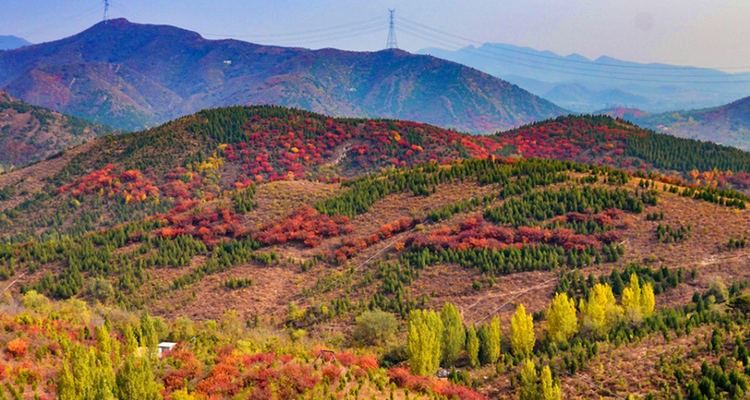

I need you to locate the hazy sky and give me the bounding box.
[4,0,750,72]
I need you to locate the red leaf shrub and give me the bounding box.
[7,338,28,358]
[243,352,276,367]
[256,206,351,247]
[322,364,342,381]
[435,383,489,400]
[355,354,378,370]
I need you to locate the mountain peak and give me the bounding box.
[0,35,32,50]
[79,17,205,42]
[0,20,566,133]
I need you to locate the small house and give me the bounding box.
[158,342,178,356]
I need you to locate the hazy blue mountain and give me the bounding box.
[0,35,31,51]
[418,43,750,113]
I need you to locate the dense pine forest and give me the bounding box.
[0,105,749,399]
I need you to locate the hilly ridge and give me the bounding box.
[0,88,114,170]
[0,19,566,133]
[418,43,750,114]
[2,106,750,242]
[630,96,750,150]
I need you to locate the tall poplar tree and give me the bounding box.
[466,325,480,368]
[547,292,577,342]
[510,303,535,357]
[440,302,465,367]
[541,365,561,400]
[407,309,443,376]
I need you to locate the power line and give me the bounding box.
[396,15,750,72]
[386,9,398,49]
[202,16,386,39]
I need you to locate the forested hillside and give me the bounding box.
[0,106,749,399]
[0,89,113,170]
[632,96,750,150]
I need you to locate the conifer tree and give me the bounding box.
[466,325,480,368]
[57,343,116,400]
[407,309,443,376]
[510,303,535,357]
[140,312,159,358]
[547,292,577,342]
[116,353,162,400]
[477,324,491,365]
[519,359,538,400]
[57,360,76,400]
[124,325,138,356]
[440,302,465,367]
[541,365,561,400]
[95,326,117,398]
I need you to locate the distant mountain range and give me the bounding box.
[0,35,31,51]
[0,89,113,170]
[599,96,750,150]
[0,19,566,134]
[418,43,750,114]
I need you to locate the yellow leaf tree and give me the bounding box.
[641,283,655,317]
[407,309,443,376]
[510,303,535,357]
[547,292,577,342]
[581,283,622,335]
[541,365,561,400]
[622,273,655,321]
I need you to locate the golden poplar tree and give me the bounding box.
[581,283,621,334]
[519,359,538,400]
[466,325,480,368]
[546,292,577,342]
[541,365,561,400]
[441,302,465,367]
[622,274,655,321]
[407,309,443,376]
[641,283,655,317]
[510,303,535,357]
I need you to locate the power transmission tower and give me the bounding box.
[103,0,110,23]
[386,9,398,49]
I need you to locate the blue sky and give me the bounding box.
[5,0,750,72]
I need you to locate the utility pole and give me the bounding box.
[386,9,398,49]
[103,0,110,23]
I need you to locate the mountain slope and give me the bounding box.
[632,96,750,150]
[1,107,750,400]
[0,19,566,133]
[0,35,31,50]
[1,105,749,244]
[0,89,113,170]
[419,43,750,113]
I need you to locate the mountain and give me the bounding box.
[628,96,750,150]
[0,35,31,50]
[2,105,749,240]
[595,107,649,120]
[0,88,114,170]
[1,106,750,399]
[418,43,750,113]
[0,19,566,134]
